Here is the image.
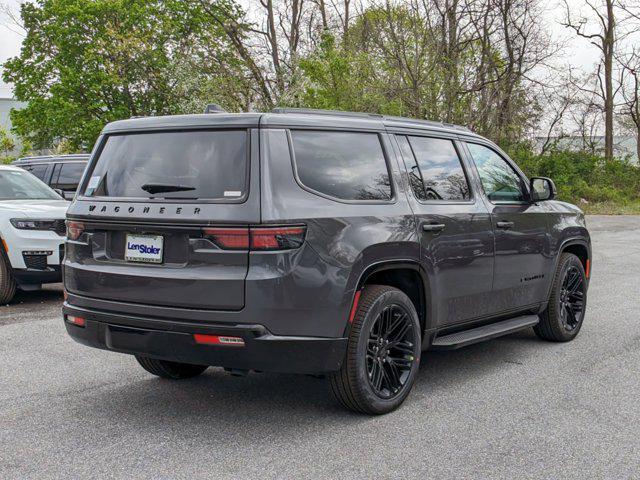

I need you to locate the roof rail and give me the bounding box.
[13,153,90,163]
[204,104,226,114]
[383,115,471,132]
[272,107,383,119]
[442,122,472,132]
[272,108,472,132]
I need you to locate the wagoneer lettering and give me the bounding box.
[86,204,203,216]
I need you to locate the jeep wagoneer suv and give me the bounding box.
[63,109,591,414]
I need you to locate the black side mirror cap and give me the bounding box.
[530,177,556,202]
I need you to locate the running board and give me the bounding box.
[431,315,539,350]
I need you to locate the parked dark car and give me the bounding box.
[62,109,591,414]
[13,154,90,200]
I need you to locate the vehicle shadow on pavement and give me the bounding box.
[75,329,545,428]
[0,284,63,326]
[12,284,63,304]
[418,329,542,393]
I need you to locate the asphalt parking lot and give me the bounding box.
[1,215,639,479]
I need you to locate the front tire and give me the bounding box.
[534,253,587,342]
[330,285,421,415]
[135,356,208,379]
[0,252,16,304]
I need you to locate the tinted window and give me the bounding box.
[54,163,87,191]
[24,164,50,182]
[84,130,247,200]
[291,131,392,201]
[467,143,525,202]
[406,136,470,200]
[396,135,427,200]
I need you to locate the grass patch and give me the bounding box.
[507,146,640,215]
[580,200,640,215]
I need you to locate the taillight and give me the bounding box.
[66,221,85,240]
[203,225,306,251]
[202,227,249,250]
[250,226,306,250]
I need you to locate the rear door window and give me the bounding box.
[23,163,50,182]
[290,130,392,201]
[84,130,248,200]
[398,135,470,201]
[52,162,87,192]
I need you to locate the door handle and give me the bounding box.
[422,223,446,232]
[496,221,514,229]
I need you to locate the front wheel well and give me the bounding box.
[562,243,589,272]
[360,267,426,334]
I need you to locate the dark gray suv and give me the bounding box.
[62,109,591,414]
[13,154,90,199]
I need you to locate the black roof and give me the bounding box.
[102,108,481,139]
[12,154,90,165]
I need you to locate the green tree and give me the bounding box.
[298,33,403,114]
[295,2,542,147]
[0,127,17,164]
[3,0,241,150]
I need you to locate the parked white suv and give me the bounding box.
[0,165,69,303]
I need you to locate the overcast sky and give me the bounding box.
[0,0,615,98]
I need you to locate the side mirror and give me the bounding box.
[530,177,556,202]
[53,188,65,199]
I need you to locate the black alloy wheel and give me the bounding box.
[330,285,421,414]
[558,265,585,332]
[366,304,417,399]
[534,252,588,342]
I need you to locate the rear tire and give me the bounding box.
[0,252,16,304]
[330,285,421,415]
[534,253,587,342]
[135,356,208,379]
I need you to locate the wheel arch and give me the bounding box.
[561,240,590,273]
[546,238,591,300]
[351,260,434,338]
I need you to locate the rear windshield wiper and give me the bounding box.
[141,184,196,195]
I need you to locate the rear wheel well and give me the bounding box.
[361,268,426,334]
[562,243,589,271]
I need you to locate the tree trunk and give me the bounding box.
[317,0,328,30]
[634,66,640,163]
[343,0,351,45]
[604,0,615,160]
[442,0,460,123]
[265,0,284,94]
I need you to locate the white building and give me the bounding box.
[0,90,27,155]
[535,135,639,164]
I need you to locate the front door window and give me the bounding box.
[467,143,525,202]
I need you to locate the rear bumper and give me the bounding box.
[62,302,347,374]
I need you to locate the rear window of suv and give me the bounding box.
[84,130,248,200]
[290,130,392,201]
